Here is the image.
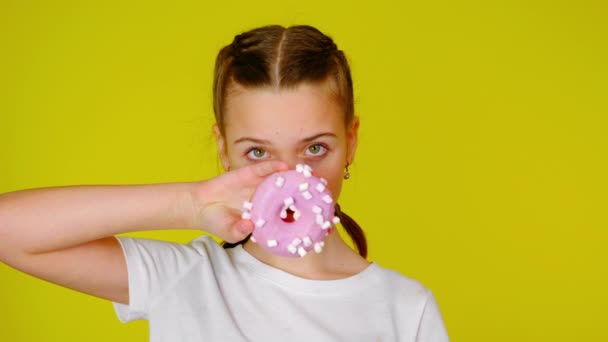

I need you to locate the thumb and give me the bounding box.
[227,218,254,243]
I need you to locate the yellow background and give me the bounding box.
[1,0,606,341]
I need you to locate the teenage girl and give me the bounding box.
[0,24,449,341]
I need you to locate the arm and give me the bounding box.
[0,160,287,305]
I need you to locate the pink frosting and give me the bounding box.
[245,166,337,257]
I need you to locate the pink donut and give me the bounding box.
[241,164,339,257]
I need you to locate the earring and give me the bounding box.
[343,163,350,180]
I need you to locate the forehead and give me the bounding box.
[223,83,345,141]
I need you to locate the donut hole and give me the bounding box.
[281,207,296,223]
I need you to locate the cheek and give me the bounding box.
[328,175,344,201]
[224,145,248,169]
[314,167,344,201]
[309,149,347,200]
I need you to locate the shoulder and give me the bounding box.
[112,235,234,322]
[187,234,227,255]
[371,263,430,299]
[187,235,234,265]
[371,264,449,339]
[369,264,440,316]
[114,234,230,276]
[116,234,223,256]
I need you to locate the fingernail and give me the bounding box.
[237,224,250,235]
[276,161,289,170]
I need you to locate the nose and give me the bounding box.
[274,154,303,171]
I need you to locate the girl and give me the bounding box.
[0,24,449,341]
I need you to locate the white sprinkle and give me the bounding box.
[320,241,325,247]
[293,210,301,221]
[284,197,294,207]
[288,244,297,254]
[241,211,251,220]
[280,209,287,219]
[314,242,323,254]
[243,201,253,210]
[302,191,312,200]
[332,216,340,225]
[267,240,278,248]
[255,218,266,228]
[275,176,285,188]
[297,247,307,257]
[315,183,326,193]
[302,236,312,247]
[296,164,304,173]
[312,205,323,214]
[289,204,297,212]
[322,194,333,204]
[251,236,257,243]
[320,178,328,185]
[303,169,312,178]
[291,237,302,246]
[322,221,331,230]
[316,214,324,225]
[298,182,309,191]
[303,164,313,172]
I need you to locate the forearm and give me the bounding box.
[0,182,197,255]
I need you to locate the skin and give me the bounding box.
[0,159,289,305]
[0,82,369,308]
[214,81,370,279]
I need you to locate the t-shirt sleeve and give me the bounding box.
[416,290,450,342]
[111,236,206,323]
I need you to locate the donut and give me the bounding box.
[241,164,340,257]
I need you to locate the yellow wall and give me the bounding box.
[1,1,606,340]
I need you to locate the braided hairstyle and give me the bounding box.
[213,25,367,258]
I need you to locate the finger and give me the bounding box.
[229,219,254,242]
[247,160,289,179]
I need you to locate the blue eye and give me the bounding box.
[306,144,327,156]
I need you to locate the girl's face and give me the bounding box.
[214,82,359,202]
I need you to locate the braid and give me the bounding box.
[334,203,368,258]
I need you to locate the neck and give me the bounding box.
[242,229,370,280]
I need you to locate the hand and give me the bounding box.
[189,161,288,242]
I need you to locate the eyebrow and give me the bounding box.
[233,132,337,145]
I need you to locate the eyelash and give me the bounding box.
[245,147,268,160]
[305,143,328,157]
[244,143,329,161]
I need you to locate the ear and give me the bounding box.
[346,116,360,166]
[213,124,230,171]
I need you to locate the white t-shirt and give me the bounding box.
[112,235,449,342]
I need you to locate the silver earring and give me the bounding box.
[343,163,350,180]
